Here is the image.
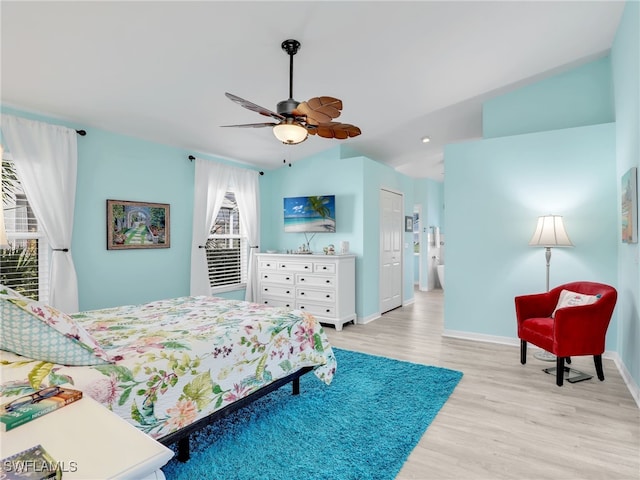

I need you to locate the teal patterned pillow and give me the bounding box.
[0,295,112,366]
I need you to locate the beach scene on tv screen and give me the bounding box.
[284,195,336,233]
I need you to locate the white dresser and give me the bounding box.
[256,253,356,331]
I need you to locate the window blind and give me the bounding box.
[206,192,247,290]
[1,160,49,300]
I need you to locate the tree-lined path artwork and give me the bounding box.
[107,200,170,250]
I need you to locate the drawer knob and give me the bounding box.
[300,278,305,281]
[286,277,290,280]
[304,266,309,269]
[326,280,330,284]
[300,306,305,309]
[326,309,330,313]
[301,292,305,295]
[323,266,327,270]
[326,294,330,298]
[286,290,290,294]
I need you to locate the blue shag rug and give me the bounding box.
[162,348,463,480]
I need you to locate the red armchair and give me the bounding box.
[515,281,617,386]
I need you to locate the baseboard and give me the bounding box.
[442,330,640,408]
[403,297,415,306]
[356,312,381,325]
[607,351,640,408]
[442,330,520,347]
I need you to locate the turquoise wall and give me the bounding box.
[445,45,620,349]
[482,57,615,138]
[1,105,253,310]
[261,146,418,320]
[611,0,640,389]
[445,123,618,348]
[2,105,425,321]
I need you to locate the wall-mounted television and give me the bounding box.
[283,195,336,233]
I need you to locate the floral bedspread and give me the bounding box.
[0,296,336,439]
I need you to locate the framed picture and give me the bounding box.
[107,199,170,250]
[621,167,638,244]
[405,215,413,232]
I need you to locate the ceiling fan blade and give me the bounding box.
[225,92,284,121]
[221,122,278,128]
[294,96,343,125]
[307,122,361,139]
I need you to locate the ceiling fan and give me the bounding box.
[222,39,361,145]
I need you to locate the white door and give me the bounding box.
[380,189,403,313]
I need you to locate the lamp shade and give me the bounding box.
[529,215,573,247]
[273,121,308,145]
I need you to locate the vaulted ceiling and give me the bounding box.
[1,1,625,180]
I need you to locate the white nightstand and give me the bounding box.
[0,396,174,479]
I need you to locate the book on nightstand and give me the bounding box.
[0,387,83,432]
[1,444,62,479]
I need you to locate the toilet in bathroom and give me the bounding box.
[436,265,444,289]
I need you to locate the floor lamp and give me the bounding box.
[528,215,573,361]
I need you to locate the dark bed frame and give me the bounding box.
[158,366,314,462]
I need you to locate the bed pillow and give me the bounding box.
[0,296,112,365]
[551,289,600,318]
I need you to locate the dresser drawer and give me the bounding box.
[278,261,312,272]
[297,274,334,287]
[259,260,278,270]
[260,285,294,298]
[260,272,294,284]
[296,302,336,318]
[260,298,294,308]
[297,288,334,303]
[314,262,336,274]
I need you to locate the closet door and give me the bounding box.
[380,188,403,313]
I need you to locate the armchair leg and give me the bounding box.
[556,356,564,386]
[520,340,527,365]
[594,355,605,381]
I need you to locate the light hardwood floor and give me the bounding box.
[323,289,640,480]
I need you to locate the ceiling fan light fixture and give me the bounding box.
[273,121,308,145]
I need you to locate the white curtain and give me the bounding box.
[190,159,232,296]
[231,168,260,302]
[189,158,260,300]
[1,115,79,312]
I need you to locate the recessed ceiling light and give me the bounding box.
[421,136,431,143]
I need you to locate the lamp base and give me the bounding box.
[543,366,593,383]
[533,350,556,362]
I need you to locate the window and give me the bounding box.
[205,192,247,291]
[1,159,49,300]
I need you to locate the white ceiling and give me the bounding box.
[1,1,625,180]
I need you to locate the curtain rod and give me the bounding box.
[187,155,264,175]
[76,129,86,136]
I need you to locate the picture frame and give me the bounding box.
[621,167,638,244]
[107,199,170,250]
[405,216,413,232]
